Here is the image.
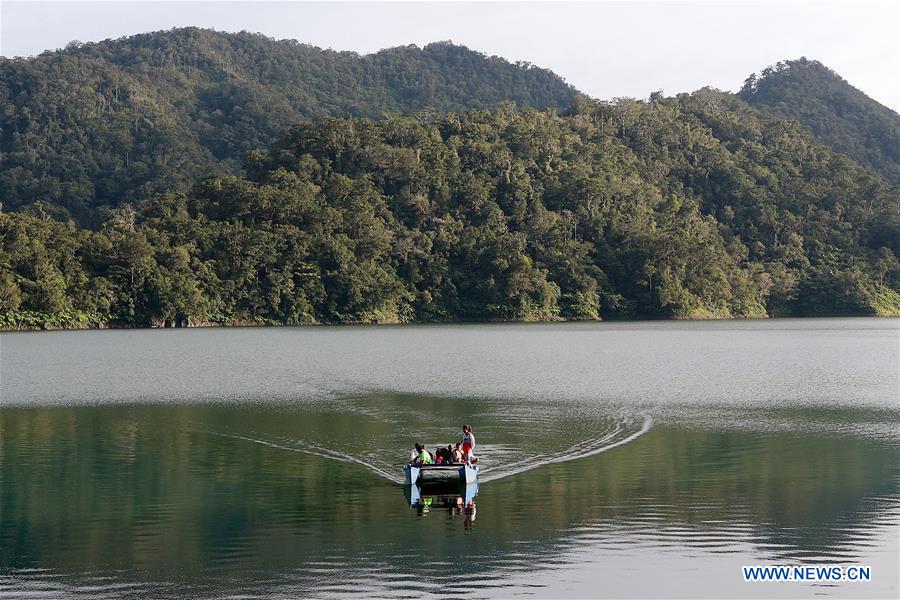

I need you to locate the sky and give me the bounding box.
[2,1,899,111]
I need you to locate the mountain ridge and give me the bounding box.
[1,29,899,328]
[3,29,898,224]
[739,57,900,183]
[0,27,579,222]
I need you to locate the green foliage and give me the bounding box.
[3,94,898,327]
[740,58,900,183]
[0,28,577,223]
[4,35,898,327]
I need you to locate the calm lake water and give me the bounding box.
[1,319,898,598]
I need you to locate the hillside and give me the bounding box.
[3,92,898,329]
[0,28,578,223]
[739,58,900,183]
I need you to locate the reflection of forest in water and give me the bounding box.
[2,400,898,598]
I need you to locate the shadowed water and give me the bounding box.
[1,319,898,598]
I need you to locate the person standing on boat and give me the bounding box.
[461,425,476,463]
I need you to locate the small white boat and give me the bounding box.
[403,462,478,486]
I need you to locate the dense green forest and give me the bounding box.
[1,30,898,328]
[739,58,900,184]
[5,31,898,227]
[3,91,898,328]
[0,28,577,223]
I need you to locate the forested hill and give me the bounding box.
[3,93,898,329]
[2,35,899,328]
[739,58,900,183]
[0,27,577,222]
[4,30,899,226]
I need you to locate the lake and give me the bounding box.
[1,319,898,598]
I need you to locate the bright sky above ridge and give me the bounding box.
[2,1,899,111]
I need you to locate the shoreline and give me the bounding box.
[2,312,896,333]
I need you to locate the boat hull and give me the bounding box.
[404,463,478,486]
[405,480,479,507]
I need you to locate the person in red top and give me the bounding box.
[461,424,475,463]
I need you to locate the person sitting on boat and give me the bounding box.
[445,444,454,463]
[452,443,464,463]
[461,424,476,463]
[409,443,433,465]
[434,447,444,464]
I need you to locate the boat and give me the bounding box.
[403,462,478,486]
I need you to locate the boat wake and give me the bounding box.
[477,413,652,483]
[202,431,405,483]
[201,412,652,485]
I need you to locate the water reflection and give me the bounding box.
[406,482,479,527]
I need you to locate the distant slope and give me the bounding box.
[0,27,577,221]
[739,58,900,183]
